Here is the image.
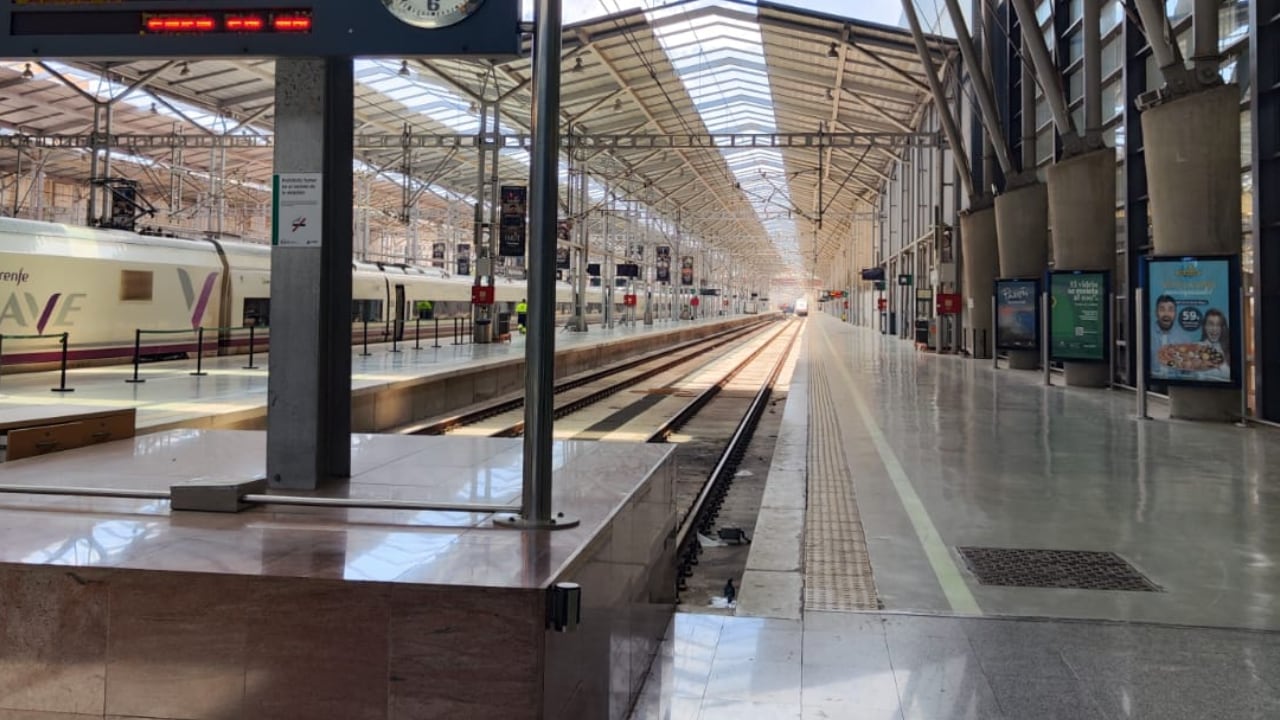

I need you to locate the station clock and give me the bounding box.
[382,0,485,29]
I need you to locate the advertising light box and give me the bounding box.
[994,279,1039,351]
[1145,255,1241,387]
[1049,271,1108,362]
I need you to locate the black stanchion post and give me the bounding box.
[433,317,441,349]
[391,324,401,354]
[191,327,208,376]
[243,325,259,369]
[126,329,145,384]
[51,332,74,392]
[414,317,422,350]
[453,318,460,346]
[360,319,371,357]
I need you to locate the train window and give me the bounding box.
[120,270,153,301]
[352,300,383,322]
[243,298,270,327]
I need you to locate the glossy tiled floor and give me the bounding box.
[630,612,1280,720]
[633,312,1280,719]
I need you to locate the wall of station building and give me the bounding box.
[857,0,1264,413]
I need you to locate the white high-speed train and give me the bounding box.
[0,216,607,370]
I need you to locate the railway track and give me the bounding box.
[400,315,801,604]
[650,319,800,602]
[399,318,776,436]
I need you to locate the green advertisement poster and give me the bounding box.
[1050,272,1107,362]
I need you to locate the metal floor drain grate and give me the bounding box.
[957,547,1162,592]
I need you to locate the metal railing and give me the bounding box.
[0,331,74,392]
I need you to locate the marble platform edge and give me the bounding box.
[544,443,677,589]
[737,330,808,619]
[150,315,768,432]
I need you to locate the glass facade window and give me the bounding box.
[1102,35,1124,78]
[1068,0,1084,23]
[1036,94,1052,129]
[1220,0,1249,50]
[1241,110,1252,169]
[1068,69,1084,101]
[1102,81,1125,123]
[1101,0,1124,35]
[1036,128,1055,165]
[1165,0,1193,23]
[1067,30,1084,64]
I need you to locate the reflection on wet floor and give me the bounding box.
[630,612,1280,720]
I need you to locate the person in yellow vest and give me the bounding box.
[516,299,528,334]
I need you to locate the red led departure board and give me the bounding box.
[0,0,522,58]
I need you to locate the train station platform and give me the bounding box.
[631,312,1280,719]
[0,315,764,435]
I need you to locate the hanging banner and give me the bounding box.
[556,246,571,269]
[629,243,646,263]
[498,185,527,257]
[456,243,471,276]
[656,245,671,283]
[1146,255,1240,386]
[1049,270,1108,362]
[431,242,445,260]
[995,279,1040,351]
[680,255,694,286]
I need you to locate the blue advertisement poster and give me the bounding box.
[1147,256,1239,386]
[995,279,1039,351]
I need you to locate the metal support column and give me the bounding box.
[499,0,578,530]
[1254,0,1280,419]
[266,57,354,489]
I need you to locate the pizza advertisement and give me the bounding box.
[1146,256,1240,386]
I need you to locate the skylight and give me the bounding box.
[646,0,801,274]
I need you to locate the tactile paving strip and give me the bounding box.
[957,547,1162,592]
[803,362,881,612]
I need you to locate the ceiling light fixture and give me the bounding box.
[468,101,478,114]
[572,57,584,72]
[179,61,190,77]
[21,63,33,80]
[399,60,410,77]
[827,43,839,59]
[826,88,834,100]
[613,98,623,111]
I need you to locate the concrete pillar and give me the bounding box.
[1142,84,1243,420]
[994,181,1049,369]
[1048,149,1116,387]
[961,205,998,358]
[266,58,354,489]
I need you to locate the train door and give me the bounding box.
[394,284,406,341]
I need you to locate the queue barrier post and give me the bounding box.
[433,317,441,349]
[243,325,259,370]
[125,329,145,384]
[360,320,371,357]
[190,327,208,377]
[51,332,74,392]
[413,317,422,350]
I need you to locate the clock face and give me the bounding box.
[382,0,485,30]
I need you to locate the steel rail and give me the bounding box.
[407,319,773,435]
[667,321,802,593]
